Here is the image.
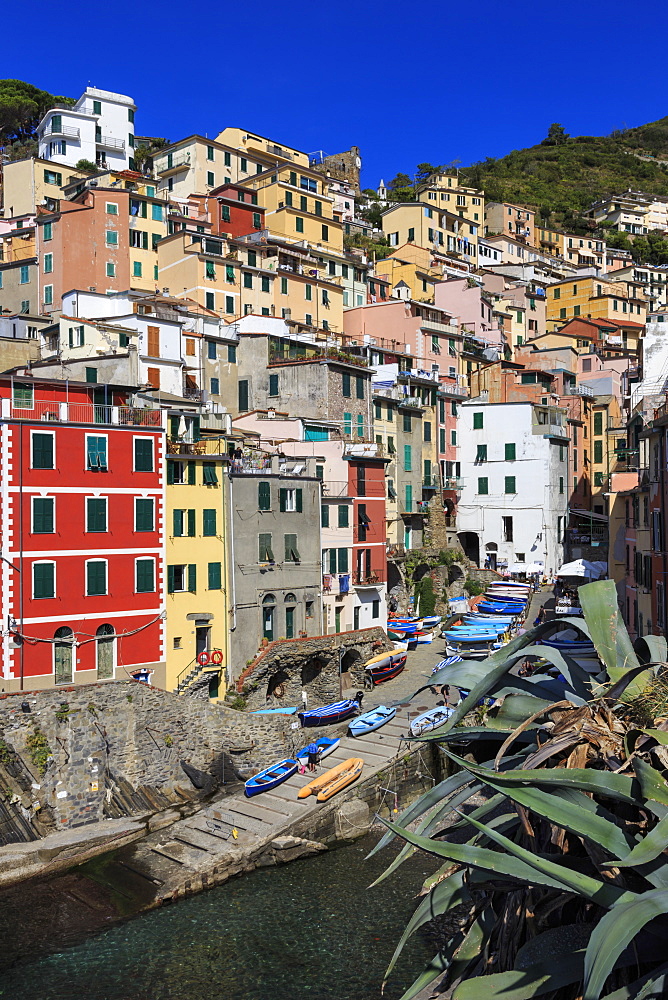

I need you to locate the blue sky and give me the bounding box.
[4,0,668,189]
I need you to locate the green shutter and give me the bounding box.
[296,488,303,513]
[173,509,183,536]
[187,463,196,485]
[33,563,54,599]
[284,533,297,561]
[505,442,516,461]
[338,505,349,527]
[404,445,412,472]
[259,533,273,561]
[279,488,287,512]
[134,438,153,471]
[473,412,484,429]
[136,559,154,593]
[504,476,516,494]
[343,412,352,436]
[33,498,54,533]
[329,549,337,574]
[357,414,364,438]
[187,509,196,536]
[476,444,487,462]
[356,376,364,399]
[188,564,197,593]
[594,411,603,435]
[258,481,271,510]
[594,440,603,464]
[167,461,175,485]
[203,509,217,536]
[136,498,154,532]
[87,561,106,595]
[32,433,53,469]
[87,498,107,532]
[342,373,351,397]
[405,485,412,511]
[208,562,221,590]
[337,548,348,573]
[167,565,175,593]
[203,463,218,485]
[478,477,488,495]
[321,504,329,527]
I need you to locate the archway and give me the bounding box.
[266,669,290,699]
[262,593,276,642]
[301,658,324,686]
[341,648,361,673]
[96,623,115,679]
[54,626,74,685]
[458,531,480,566]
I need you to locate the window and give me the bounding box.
[476,444,487,462]
[403,412,412,432]
[473,412,483,429]
[338,504,349,528]
[106,262,117,279]
[553,287,561,299]
[504,476,516,494]
[259,532,274,562]
[226,295,234,314]
[477,477,488,495]
[206,292,215,310]
[207,171,215,187]
[86,497,107,533]
[559,308,566,320]
[209,377,219,395]
[207,144,215,161]
[203,509,217,536]
[424,422,432,442]
[132,261,142,278]
[167,565,187,593]
[221,204,231,223]
[451,430,457,446]
[32,432,54,469]
[295,217,304,233]
[279,488,303,513]
[13,383,33,409]
[356,376,365,400]
[44,170,62,186]
[44,253,53,274]
[342,372,351,397]
[505,442,516,461]
[321,225,329,241]
[134,438,154,472]
[559,476,564,495]
[135,498,154,532]
[284,533,300,562]
[321,504,330,528]
[343,412,352,436]
[33,562,55,599]
[261,275,270,293]
[19,265,30,285]
[243,273,253,289]
[86,435,107,471]
[404,485,413,512]
[32,497,54,534]
[258,481,271,510]
[594,411,603,435]
[238,379,249,412]
[105,230,118,246]
[86,560,107,596]
[502,515,513,542]
[403,444,412,472]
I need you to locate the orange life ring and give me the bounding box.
[211,650,223,665]
[197,651,210,666]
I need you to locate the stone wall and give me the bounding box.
[235,628,393,708]
[0,681,293,837]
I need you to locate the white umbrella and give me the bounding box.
[556,559,604,580]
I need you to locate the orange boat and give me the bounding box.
[316,757,364,802]
[298,757,357,799]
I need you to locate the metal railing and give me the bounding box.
[352,571,383,586]
[42,124,80,138]
[4,399,163,427]
[96,134,125,151]
[155,152,191,173]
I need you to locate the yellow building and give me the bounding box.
[374,244,442,302]
[216,128,311,169]
[546,275,647,332]
[591,394,626,511]
[417,171,484,226]
[381,202,479,267]
[153,135,276,202]
[1,157,91,218]
[165,434,230,697]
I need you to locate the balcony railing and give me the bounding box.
[3,398,164,427]
[167,437,229,456]
[96,134,125,151]
[352,571,383,587]
[155,152,191,174]
[42,124,80,139]
[443,477,464,491]
[386,543,406,559]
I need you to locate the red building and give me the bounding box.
[348,451,388,628]
[205,183,265,239]
[0,376,166,692]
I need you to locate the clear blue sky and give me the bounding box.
[4,0,668,189]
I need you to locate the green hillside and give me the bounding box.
[458,119,668,228]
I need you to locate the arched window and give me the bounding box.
[262,594,276,641]
[96,623,115,679]
[54,626,74,685]
[284,592,297,603]
[262,593,276,605]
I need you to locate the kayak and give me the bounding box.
[348,705,396,737]
[245,758,298,797]
[316,757,364,802]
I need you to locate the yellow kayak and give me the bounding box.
[298,758,357,799]
[316,758,364,802]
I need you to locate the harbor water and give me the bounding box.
[0,832,440,1000]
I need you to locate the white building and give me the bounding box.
[457,399,569,577]
[37,88,136,172]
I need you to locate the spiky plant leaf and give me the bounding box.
[583,889,668,1000]
[607,810,668,868]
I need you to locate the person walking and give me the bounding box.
[301,689,308,711]
[306,742,319,772]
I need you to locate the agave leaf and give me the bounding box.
[370,781,484,887]
[453,949,587,999]
[579,580,643,697]
[379,816,589,893]
[607,810,668,869]
[398,951,449,1000]
[486,694,555,729]
[633,758,668,809]
[634,633,668,666]
[602,663,657,703]
[446,903,496,984]
[600,962,668,999]
[383,873,469,983]
[459,811,633,907]
[583,889,668,1000]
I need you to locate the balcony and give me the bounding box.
[167,437,228,456]
[42,124,80,139]
[155,152,191,175]
[443,477,463,492]
[422,474,440,490]
[3,398,164,428]
[386,543,406,560]
[352,571,383,588]
[439,383,468,398]
[95,134,125,152]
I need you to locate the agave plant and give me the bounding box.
[375,580,668,1000]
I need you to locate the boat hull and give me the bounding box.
[316,758,364,802]
[298,699,357,727]
[348,706,396,736]
[245,758,298,797]
[365,653,406,684]
[409,707,454,737]
[295,736,340,764]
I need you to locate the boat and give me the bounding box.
[295,736,340,764]
[317,757,364,802]
[409,706,454,737]
[365,651,406,684]
[348,705,396,737]
[251,706,298,715]
[421,615,442,628]
[297,758,353,799]
[415,631,434,644]
[392,639,409,652]
[244,758,298,797]
[298,699,358,727]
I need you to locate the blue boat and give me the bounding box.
[409,706,454,736]
[298,699,358,727]
[295,736,340,764]
[348,705,396,737]
[244,758,298,797]
[251,706,298,715]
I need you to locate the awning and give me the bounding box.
[557,559,606,580]
[569,507,608,523]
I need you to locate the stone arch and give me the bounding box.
[266,669,290,699]
[301,657,325,686]
[412,562,432,584]
[458,531,480,566]
[341,648,361,673]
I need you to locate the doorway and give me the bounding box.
[196,624,210,657]
[96,623,115,679]
[54,627,74,684]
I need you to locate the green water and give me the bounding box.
[1,834,439,1000]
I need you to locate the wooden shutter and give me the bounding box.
[137,559,154,593]
[147,326,159,356]
[295,489,303,513]
[258,481,271,510]
[187,463,196,485]
[173,509,183,536]
[147,367,160,388]
[136,499,154,531]
[338,505,348,528]
[167,461,174,485]
[187,564,197,593]
[33,433,53,469]
[321,504,329,528]
[329,549,337,574]
[337,548,348,573]
[208,562,221,590]
[279,488,287,512]
[203,509,216,536]
[187,509,196,536]
[167,565,175,593]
